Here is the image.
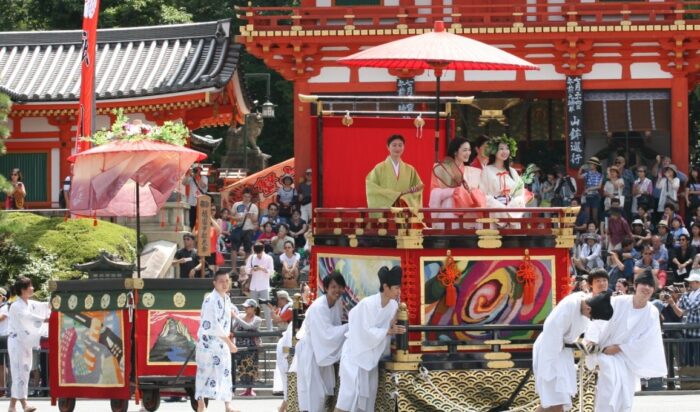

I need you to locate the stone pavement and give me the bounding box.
[2,393,700,412]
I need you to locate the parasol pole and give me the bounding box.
[136,180,141,278]
[434,69,441,163]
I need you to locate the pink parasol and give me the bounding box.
[338,21,538,159]
[67,140,206,217]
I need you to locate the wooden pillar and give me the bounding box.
[671,72,689,174]
[294,80,313,178]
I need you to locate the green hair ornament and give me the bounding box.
[485,135,518,158]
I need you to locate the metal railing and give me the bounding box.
[0,340,50,397]
[395,322,700,391]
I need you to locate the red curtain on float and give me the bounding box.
[315,116,451,208]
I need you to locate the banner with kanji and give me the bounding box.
[76,0,101,153]
[221,158,295,212]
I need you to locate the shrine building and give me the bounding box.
[0,19,249,208]
[238,0,700,181]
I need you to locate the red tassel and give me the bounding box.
[93,211,98,226]
[175,215,181,232]
[437,251,460,306]
[160,209,166,227]
[516,249,536,306]
[445,284,457,306]
[64,211,69,222]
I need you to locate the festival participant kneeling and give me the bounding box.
[195,272,239,412]
[334,266,406,412]
[533,289,614,412]
[587,269,667,412]
[292,272,349,412]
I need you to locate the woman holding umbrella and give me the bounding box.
[479,136,526,224]
[429,137,484,228]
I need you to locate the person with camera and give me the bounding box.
[183,166,208,229]
[245,242,274,330]
[269,290,292,331]
[665,270,700,366]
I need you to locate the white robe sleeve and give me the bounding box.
[618,307,667,378]
[308,304,348,366]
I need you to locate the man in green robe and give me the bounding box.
[365,134,423,209]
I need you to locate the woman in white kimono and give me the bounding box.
[195,272,238,412]
[479,136,526,225]
[429,137,484,229]
[7,277,49,412]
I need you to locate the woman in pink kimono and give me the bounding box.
[479,136,526,224]
[429,137,484,229]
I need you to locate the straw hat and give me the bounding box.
[588,156,601,166]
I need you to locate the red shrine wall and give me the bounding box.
[314,116,450,208]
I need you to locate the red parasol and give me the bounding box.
[68,139,206,278]
[338,21,539,159]
[68,140,206,217]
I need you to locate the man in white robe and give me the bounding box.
[587,269,667,412]
[291,272,348,412]
[533,290,613,412]
[335,266,406,412]
[275,323,293,412]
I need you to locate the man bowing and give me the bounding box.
[533,290,613,412]
[334,266,406,412]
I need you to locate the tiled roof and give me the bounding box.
[0,19,240,102]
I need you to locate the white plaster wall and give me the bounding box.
[464,70,517,82]
[582,63,622,80]
[525,64,565,81]
[94,114,112,130]
[20,117,59,132]
[415,70,455,82]
[630,62,671,79]
[309,67,351,83]
[358,67,396,83]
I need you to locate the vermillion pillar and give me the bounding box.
[671,72,689,174]
[294,80,312,179]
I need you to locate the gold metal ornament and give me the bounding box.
[414,113,425,138]
[342,110,353,127]
[84,295,94,310]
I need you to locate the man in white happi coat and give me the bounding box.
[533,290,614,412]
[334,266,406,412]
[587,269,667,412]
[292,272,348,412]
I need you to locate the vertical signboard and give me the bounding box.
[566,76,584,168]
[196,195,212,258]
[397,78,415,112]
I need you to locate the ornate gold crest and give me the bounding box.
[68,295,78,310]
[101,294,110,309]
[84,295,94,310]
[51,295,61,310]
[117,293,127,308]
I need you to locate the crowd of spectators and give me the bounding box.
[531,154,700,367]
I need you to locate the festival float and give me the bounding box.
[49,114,212,412]
[280,21,599,412]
